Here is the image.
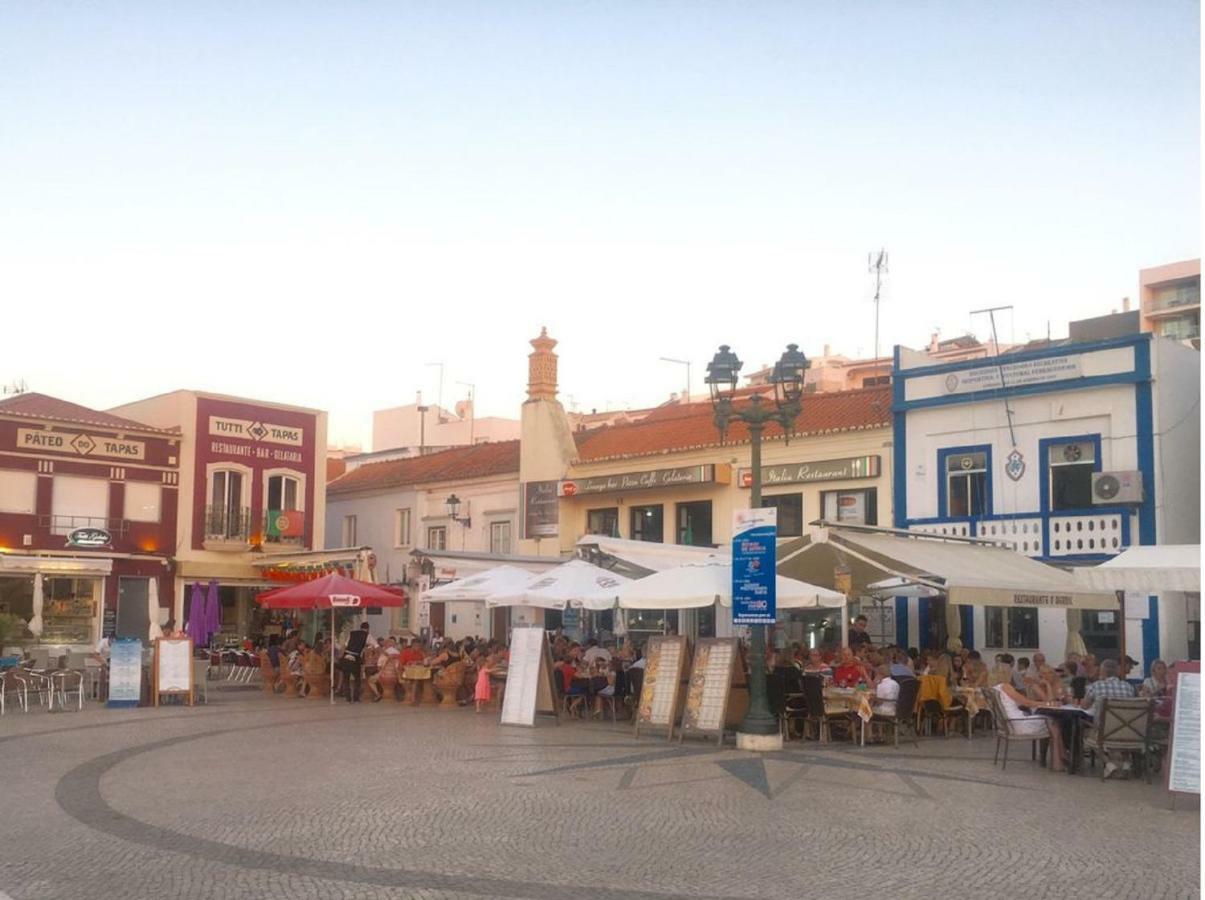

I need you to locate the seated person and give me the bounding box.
[1141,659,1170,699]
[888,649,914,680]
[992,680,1068,772]
[1081,659,1136,778]
[988,653,1015,687]
[803,648,832,677]
[871,665,900,717]
[963,651,989,688]
[832,647,869,688]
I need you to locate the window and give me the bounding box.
[763,494,803,537]
[1157,315,1199,341]
[586,507,619,537]
[51,475,109,533]
[208,469,247,539]
[490,521,512,555]
[630,505,664,543]
[1153,279,1200,310]
[1047,440,1096,511]
[944,450,988,517]
[675,501,713,547]
[342,515,357,546]
[985,608,1040,649]
[124,482,162,523]
[861,375,891,388]
[0,470,36,514]
[427,525,447,550]
[266,473,300,513]
[821,488,878,525]
[395,508,412,546]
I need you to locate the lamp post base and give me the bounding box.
[736,731,783,752]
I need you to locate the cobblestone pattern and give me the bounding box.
[0,692,1198,899]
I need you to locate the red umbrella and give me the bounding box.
[256,574,405,703]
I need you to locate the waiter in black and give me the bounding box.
[342,622,372,702]
[848,614,873,650]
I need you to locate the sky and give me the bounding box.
[0,2,1199,449]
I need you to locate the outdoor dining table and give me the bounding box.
[824,686,874,745]
[1029,704,1093,774]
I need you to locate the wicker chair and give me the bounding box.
[988,687,1050,770]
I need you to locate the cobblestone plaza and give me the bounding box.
[0,691,1197,900]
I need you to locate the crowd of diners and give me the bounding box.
[764,614,1181,775]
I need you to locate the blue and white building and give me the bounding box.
[891,331,1199,669]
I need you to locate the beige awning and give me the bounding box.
[1074,544,1200,594]
[777,527,1118,610]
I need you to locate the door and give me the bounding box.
[491,607,509,643]
[429,601,446,637]
[116,577,150,640]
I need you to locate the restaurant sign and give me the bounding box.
[559,464,728,496]
[208,416,304,446]
[523,480,560,538]
[738,455,880,488]
[67,527,112,548]
[16,427,146,461]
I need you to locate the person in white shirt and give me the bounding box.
[582,639,611,666]
[872,665,899,717]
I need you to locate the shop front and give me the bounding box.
[0,554,110,652]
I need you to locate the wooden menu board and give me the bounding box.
[500,625,559,727]
[1167,670,1200,797]
[679,638,738,746]
[634,635,688,741]
[153,638,194,707]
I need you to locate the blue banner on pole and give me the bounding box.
[732,508,777,625]
[107,638,142,708]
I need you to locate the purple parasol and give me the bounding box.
[205,580,221,643]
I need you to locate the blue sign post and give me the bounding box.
[732,508,777,625]
[107,638,143,708]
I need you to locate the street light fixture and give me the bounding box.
[445,494,471,528]
[706,342,807,747]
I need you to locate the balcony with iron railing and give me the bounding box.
[908,506,1133,559]
[39,515,130,539]
[261,509,307,551]
[203,505,252,548]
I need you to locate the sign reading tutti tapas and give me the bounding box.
[738,455,879,488]
[559,464,728,496]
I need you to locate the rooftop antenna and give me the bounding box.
[659,357,691,402]
[456,381,476,444]
[868,249,888,361]
[2,378,28,396]
[970,304,1017,448]
[425,362,445,421]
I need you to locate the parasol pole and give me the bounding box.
[330,607,336,705]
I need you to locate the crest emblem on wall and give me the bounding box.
[1005,448,1026,482]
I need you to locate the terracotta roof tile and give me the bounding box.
[573,386,891,463]
[328,440,520,495]
[0,392,176,434]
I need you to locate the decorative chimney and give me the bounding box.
[527,327,559,401]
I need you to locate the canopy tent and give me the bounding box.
[257,574,407,704]
[575,534,727,576]
[612,556,845,611]
[777,526,1117,610]
[1073,544,1201,594]
[423,565,536,602]
[866,576,940,599]
[485,559,630,611]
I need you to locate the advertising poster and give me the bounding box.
[732,508,777,625]
[107,638,143,708]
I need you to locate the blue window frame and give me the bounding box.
[937,445,993,518]
[1037,434,1102,513]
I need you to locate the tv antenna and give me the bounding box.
[659,357,691,402]
[2,378,27,396]
[456,381,476,444]
[970,304,1017,448]
[424,362,445,421]
[868,249,888,362]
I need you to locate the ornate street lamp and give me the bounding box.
[445,494,471,528]
[706,342,807,747]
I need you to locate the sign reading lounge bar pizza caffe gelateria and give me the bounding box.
[558,464,729,497]
[737,455,880,488]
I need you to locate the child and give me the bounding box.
[474,655,493,713]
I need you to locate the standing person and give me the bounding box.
[848,615,872,650]
[341,622,371,703]
[474,655,494,713]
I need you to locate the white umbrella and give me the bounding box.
[423,565,535,601]
[613,557,845,610]
[28,573,44,637]
[148,577,164,641]
[486,559,629,611]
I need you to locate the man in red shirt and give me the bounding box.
[832,646,869,687]
[399,641,425,666]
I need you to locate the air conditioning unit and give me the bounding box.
[1092,470,1143,505]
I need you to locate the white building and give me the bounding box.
[893,331,1200,670]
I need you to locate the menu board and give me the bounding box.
[1167,672,1200,795]
[679,638,738,745]
[634,635,688,741]
[500,626,558,727]
[153,638,194,706]
[107,638,143,708]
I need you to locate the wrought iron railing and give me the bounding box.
[40,515,129,538]
[204,505,251,542]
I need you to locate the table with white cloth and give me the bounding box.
[823,686,874,744]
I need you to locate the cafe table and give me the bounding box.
[824,686,874,745]
[1030,704,1093,774]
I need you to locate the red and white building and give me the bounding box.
[0,393,180,650]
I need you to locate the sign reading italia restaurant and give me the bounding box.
[16,428,146,461]
[558,464,729,496]
[738,455,880,489]
[208,416,304,446]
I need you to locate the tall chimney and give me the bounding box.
[1122,296,1131,312]
[527,327,559,401]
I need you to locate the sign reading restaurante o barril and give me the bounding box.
[737,455,880,488]
[559,464,730,496]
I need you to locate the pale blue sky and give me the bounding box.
[1,2,1198,447]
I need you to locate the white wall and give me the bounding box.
[1151,337,1201,545]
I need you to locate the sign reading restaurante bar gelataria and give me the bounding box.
[738,455,879,488]
[559,464,729,496]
